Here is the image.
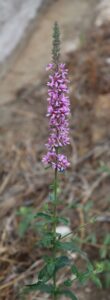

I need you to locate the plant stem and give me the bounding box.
[53,166,58,300]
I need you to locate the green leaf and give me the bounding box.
[35,212,52,220]
[103,260,110,271]
[39,266,46,280]
[86,233,97,245]
[78,262,94,284]
[35,220,47,227]
[57,216,69,225]
[18,214,34,238]
[91,274,102,288]
[83,201,93,213]
[64,279,73,287]
[39,232,54,248]
[55,256,70,271]
[49,184,54,190]
[56,240,81,253]
[56,289,78,300]
[104,234,110,245]
[99,165,110,174]
[104,273,110,288]
[49,192,55,202]
[38,256,70,282]
[17,206,36,237]
[16,206,34,216]
[87,262,94,273]
[38,261,56,282]
[49,182,59,190]
[47,262,56,277]
[77,261,102,286]
[71,264,79,277]
[95,262,104,274]
[99,247,107,259]
[43,203,49,211]
[78,271,90,284]
[68,203,78,209]
[38,265,50,282]
[25,282,54,294]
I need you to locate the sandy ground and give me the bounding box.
[0,0,95,105]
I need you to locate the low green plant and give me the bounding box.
[17,197,102,299]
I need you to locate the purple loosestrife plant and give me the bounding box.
[23,22,101,300]
[42,23,71,299]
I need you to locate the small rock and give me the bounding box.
[56,225,71,237]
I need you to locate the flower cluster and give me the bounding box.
[42,63,70,171]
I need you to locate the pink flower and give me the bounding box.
[46,63,54,71]
[42,63,70,171]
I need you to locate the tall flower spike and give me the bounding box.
[52,22,60,65]
[42,23,70,172]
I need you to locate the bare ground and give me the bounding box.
[0,0,110,299]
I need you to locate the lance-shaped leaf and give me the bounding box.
[56,240,81,253]
[55,255,70,271]
[25,281,54,294]
[38,261,56,282]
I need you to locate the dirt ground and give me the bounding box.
[0,0,95,104]
[0,0,110,299]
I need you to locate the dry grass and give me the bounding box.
[0,22,110,300]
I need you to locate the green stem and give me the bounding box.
[53,167,58,300]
